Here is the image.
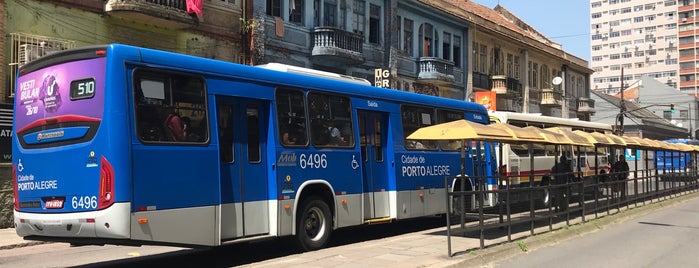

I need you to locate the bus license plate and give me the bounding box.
[45,199,64,209]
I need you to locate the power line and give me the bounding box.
[549,33,591,39]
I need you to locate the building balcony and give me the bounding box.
[105,0,197,30]
[576,97,596,114]
[490,75,522,96]
[417,57,454,84]
[540,87,563,107]
[472,72,491,90]
[310,27,365,67]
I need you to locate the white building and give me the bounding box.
[590,0,679,95]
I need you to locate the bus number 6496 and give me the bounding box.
[299,153,327,169]
[72,196,98,209]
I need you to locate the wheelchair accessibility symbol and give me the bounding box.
[351,155,359,170]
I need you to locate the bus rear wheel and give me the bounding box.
[296,197,332,251]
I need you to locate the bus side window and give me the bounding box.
[401,105,437,150]
[436,109,464,151]
[275,88,308,146]
[133,69,208,144]
[308,92,353,148]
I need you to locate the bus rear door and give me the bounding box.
[358,110,390,220]
[217,97,270,238]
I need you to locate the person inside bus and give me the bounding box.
[314,120,344,145]
[163,108,187,141]
[281,126,297,145]
[322,120,344,145]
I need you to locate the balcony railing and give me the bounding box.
[472,72,491,90]
[577,97,596,114]
[417,57,454,83]
[540,88,563,107]
[311,27,365,67]
[105,0,196,29]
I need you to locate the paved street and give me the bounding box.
[0,192,697,267]
[490,193,699,268]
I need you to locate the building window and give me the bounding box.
[540,64,549,88]
[267,0,281,17]
[492,47,503,75]
[368,4,381,44]
[403,19,413,56]
[321,1,337,26]
[453,36,461,67]
[442,32,451,61]
[531,62,539,88]
[514,56,520,79]
[680,48,694,57]
[8,33,74,99]
[680,74,695,82]
[680,61,695,69]
[289,0,304,25]
[479,44,487,72]
[352,0,365,35]
[506,53,513,77]
[419,23,435,57]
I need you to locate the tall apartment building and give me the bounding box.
[590,0,679,95]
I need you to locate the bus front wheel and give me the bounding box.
[296,197,332,251]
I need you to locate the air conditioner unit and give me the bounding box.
[18,44,60,65]
[682,18,688,22]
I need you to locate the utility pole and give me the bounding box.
[616,68,626,135]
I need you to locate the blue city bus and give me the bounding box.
[656,139,698,171]
[12,44,493,250]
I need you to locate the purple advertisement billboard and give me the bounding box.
[14,57,106,131]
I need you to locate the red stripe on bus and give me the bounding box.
[18,115,101,133]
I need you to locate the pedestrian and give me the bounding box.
[611,155,629,198]
[550,155,572,212]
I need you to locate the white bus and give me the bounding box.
[489,111,613,206]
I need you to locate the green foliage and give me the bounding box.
[517,240,528,252]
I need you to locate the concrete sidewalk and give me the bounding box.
[1,192,696,267]
[0,227,50,250]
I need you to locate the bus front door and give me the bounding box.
[358,111,390,220]
[217,97,269,238]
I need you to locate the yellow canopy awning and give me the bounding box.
[406,119,515,142]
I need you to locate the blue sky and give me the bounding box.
[471,0,591,62]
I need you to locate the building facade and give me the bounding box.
[590,0,680,95]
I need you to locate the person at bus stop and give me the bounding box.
[611,155,629,198]
[163,109,187,141]
[550,155,572,212]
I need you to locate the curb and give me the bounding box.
[443,191,699,267]
[0,241,52,251]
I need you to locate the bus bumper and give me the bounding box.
[14,202,131,239]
